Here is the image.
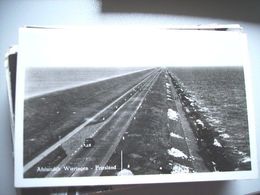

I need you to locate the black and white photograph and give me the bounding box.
[15,27,257,187]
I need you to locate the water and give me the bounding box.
[169,66,250,167]
[25,67,147,98]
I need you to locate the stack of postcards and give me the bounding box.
[5,25,257,193]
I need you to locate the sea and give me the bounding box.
[169,66,251,169]
[25,67,148,98]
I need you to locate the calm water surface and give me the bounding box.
[25,67,147,98]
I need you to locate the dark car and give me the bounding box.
[83,138,95,148]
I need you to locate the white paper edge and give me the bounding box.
[241,34,258,178]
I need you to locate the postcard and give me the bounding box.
[15,26,257,187]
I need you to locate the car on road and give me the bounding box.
[83,138,95,148]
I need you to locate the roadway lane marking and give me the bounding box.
[49,71,161,177]
[24,70,159,174]
[73,70,161,177]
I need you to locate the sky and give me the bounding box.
[18,27,247,68]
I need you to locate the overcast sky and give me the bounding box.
[19,27,247,68]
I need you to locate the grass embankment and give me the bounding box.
[24,147,66,178]
[102,71,194,176]
[24,69,153,164]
